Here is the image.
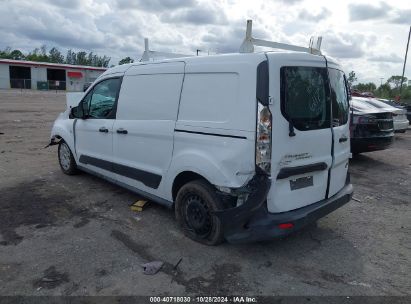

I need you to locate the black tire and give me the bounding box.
[175,179,224,245]
[58,141,78,175]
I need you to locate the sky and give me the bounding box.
[0,0,410,85]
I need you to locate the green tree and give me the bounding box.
[118,57,134,65]
[76,51,88,65]
[353,82,377,92]
[9,49,25,60]
[347,71,357,88]
[49,47,64,63]
[65,49,76,64]
[26,45,49,62]
[375,83,392,99]
[387,75,408,90]
[0,45,111,67]
[0,47,12,59]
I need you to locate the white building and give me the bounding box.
[0,59,106,91]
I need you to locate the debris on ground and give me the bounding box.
[130,200,149,212]
[33,266,69,289]
[173,258,183,270]
[141,261,164,275]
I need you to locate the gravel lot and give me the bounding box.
[0,89,410,296]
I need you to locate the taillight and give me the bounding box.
[256,101,272,174]
[278,223,294,229]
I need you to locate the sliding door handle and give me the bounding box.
[116,128,128,134]
[339,136,348,143]
[99,127,108,133]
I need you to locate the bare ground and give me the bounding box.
[0,89,410,296]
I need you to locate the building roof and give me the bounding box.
[0,59,107,71]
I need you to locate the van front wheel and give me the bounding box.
[175,180,224,245]
[58,141,78,175]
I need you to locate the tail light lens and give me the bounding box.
[256,101,272,174]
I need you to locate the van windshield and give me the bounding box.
[280,66,330,131]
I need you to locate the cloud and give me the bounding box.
[321,32,375,59]
[46,0,82,9]
[348,2,392,21]
[115,0,196,11]
[390,9,411,24]
[276,0,304,5]
[0,0,409,83]
[161,5,227,25]
[298,8,331,22]
[200,27,244,53]
[368,54,404,63]
[161,7,227,25]
[0,1,112,52]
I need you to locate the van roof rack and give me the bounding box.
[239,20,322,55]
[139,20,322,61]
[140,38,192,62]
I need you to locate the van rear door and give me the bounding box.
[327,66,350,196]
[266,53,332,213]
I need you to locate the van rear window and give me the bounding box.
[280,67,330,131]
[329,68,349,126]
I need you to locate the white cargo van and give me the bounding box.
[49,22,353,244]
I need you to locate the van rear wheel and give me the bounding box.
[58,141,78,175]
[175,180,224,245]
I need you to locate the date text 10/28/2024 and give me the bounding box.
[149,296,258,303]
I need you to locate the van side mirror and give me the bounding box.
[69,101,87,119]
[69,106,81,119]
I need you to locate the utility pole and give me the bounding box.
[399,26,411,97]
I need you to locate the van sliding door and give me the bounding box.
[112,62,185,197]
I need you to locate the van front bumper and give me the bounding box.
[216,176,353,244]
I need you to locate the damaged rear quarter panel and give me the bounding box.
[163,133,256,201]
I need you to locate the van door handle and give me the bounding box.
[116,128,128,134]
[339,136,348,143]
[277,162,328,179]
[99,127,108,133]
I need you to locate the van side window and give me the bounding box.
[328,68,349,126]
[87,78,121,119]
[280,67,330,131]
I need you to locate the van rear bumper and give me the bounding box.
[219,180,353,244]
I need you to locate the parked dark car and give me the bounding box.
[360,98,409,133]
[350,97,394,154]
[405,105,411,124]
